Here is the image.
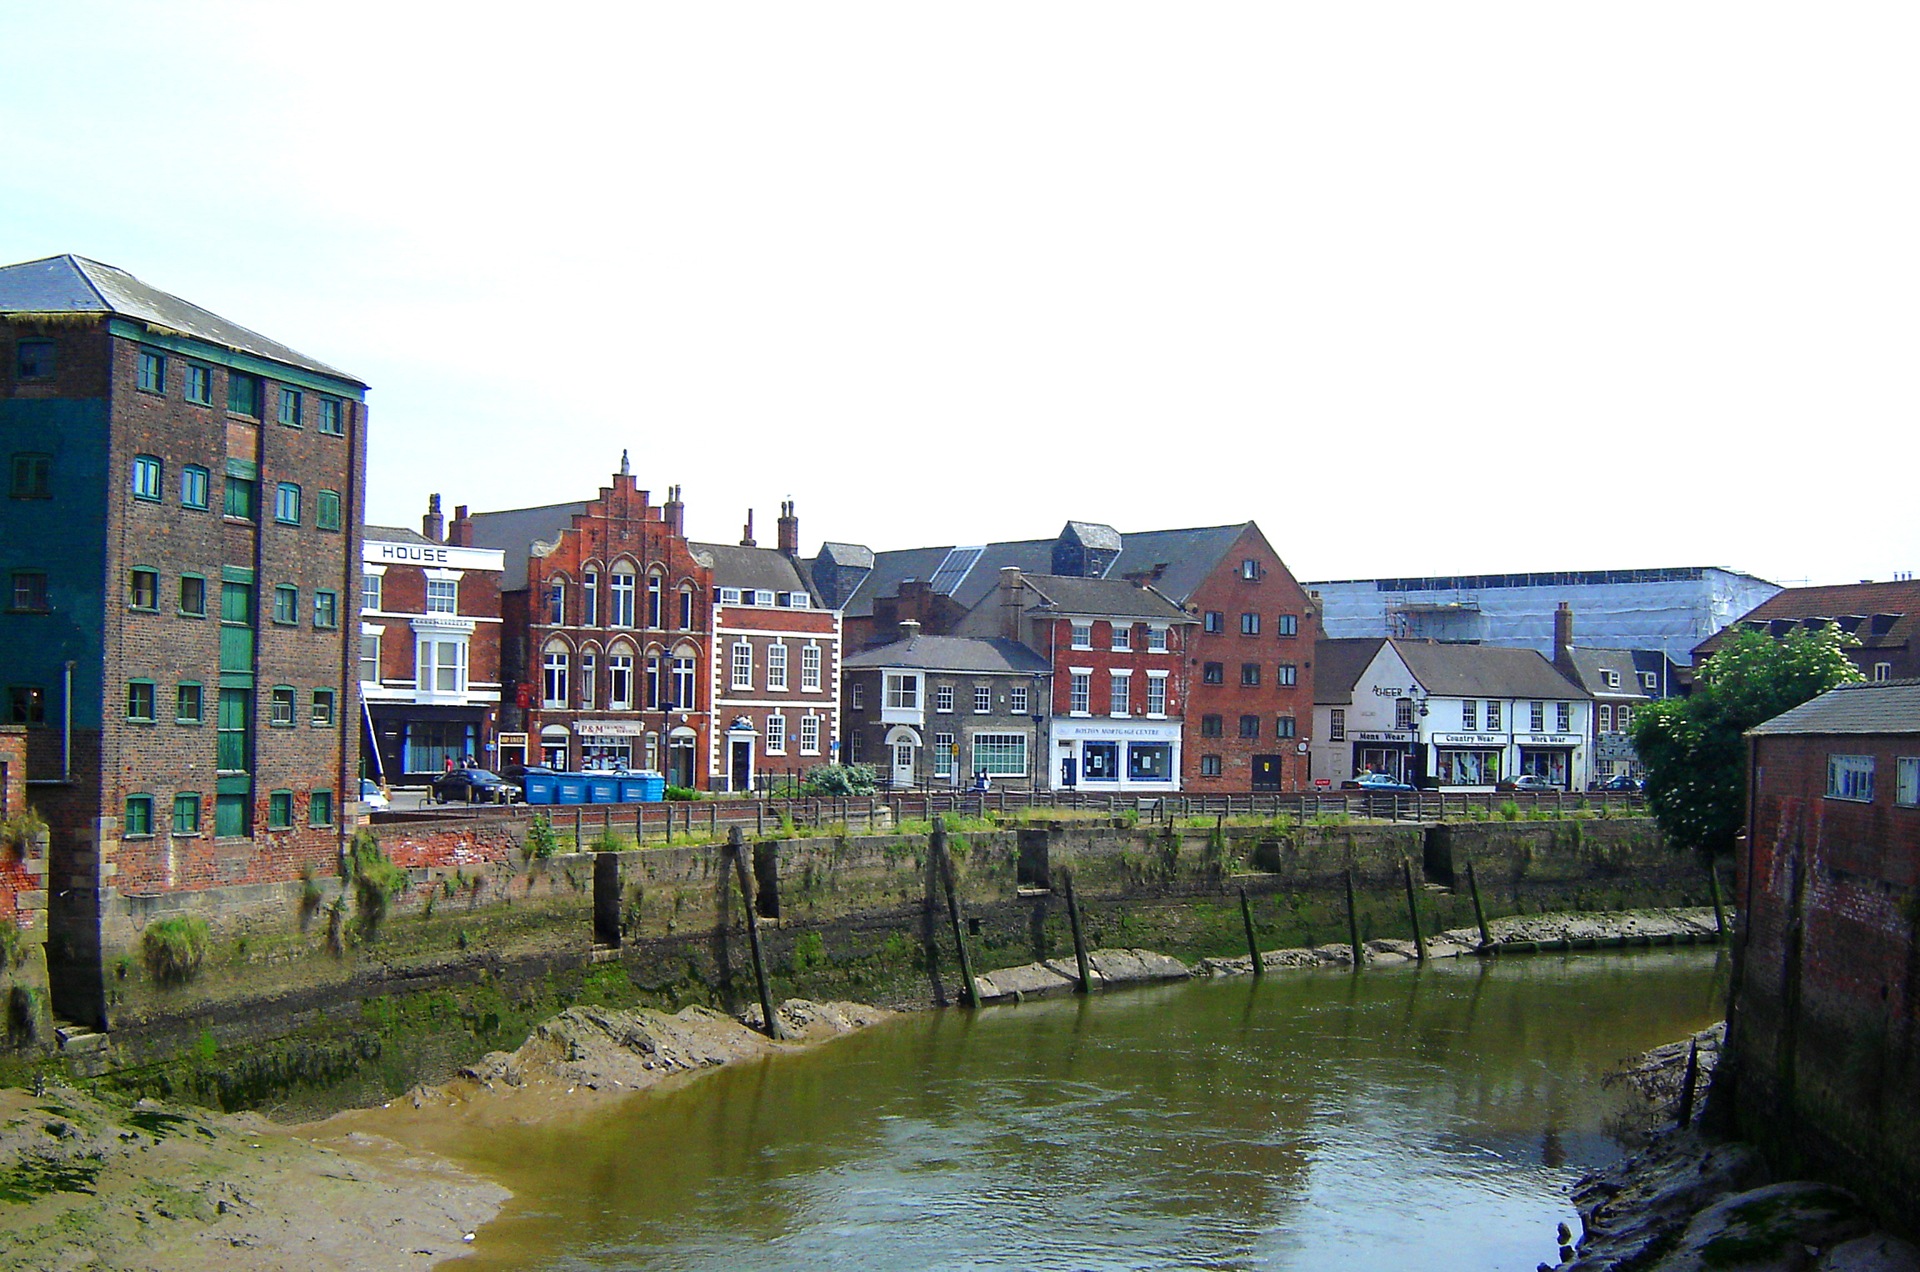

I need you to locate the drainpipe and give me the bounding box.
[62,659,75,781]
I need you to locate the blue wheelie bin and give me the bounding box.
[521,772,560,805]
[555,773,589,805]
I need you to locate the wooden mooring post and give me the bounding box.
[1465,856,1492,948]
[1707,858,1728,941]
[933,816,980,1008]
[1239,887,1263,978]
[1345,867,1364,969]
[1064,870,1094,994]
[1402,857,1429,963]
[727,826,781,1039]
[1677,1038,1702,1125]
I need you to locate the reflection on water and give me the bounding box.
[437,950,1726,1272]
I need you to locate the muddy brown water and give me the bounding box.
[418,949,1725,1271]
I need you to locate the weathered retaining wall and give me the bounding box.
[15,810,1711,1115]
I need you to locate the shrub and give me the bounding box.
[589,828,627,853]
[0,807,47,856]
[346,829,408,937]
[664,785,700,801]
[0,918,22,969]
[141,916,210,984]
[790,931,827,973]
[524,813,560,861]
[1497,801,1521,822]
[799,764,879,797]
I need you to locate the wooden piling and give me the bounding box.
[1064,870,1093,994]
[1707,857,1728,941]
[933,816,980,1008]
[1345,867,1364,969]
[727,826,781,1039]
[1678,1038,1701,1125]
[1465,856,1492,948]
[574,809,583,851]
[1239,887,1263,978]
[1402,857,1429,963]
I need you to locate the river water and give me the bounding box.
[437,950,1725,1272]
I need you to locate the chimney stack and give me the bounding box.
[422,493,445,543]
[899,618,922,644]
[1553,602,1575,675]
[450,504,473,547]
[1000,566,1025,643]
[664,485,684,537]
[777,500,799,556]
[740,509,756,548]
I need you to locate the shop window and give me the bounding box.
[1127,743,1170,781]
[1082,742,1119,782]
[972,733,1027,776]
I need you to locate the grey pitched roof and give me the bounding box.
[1062,521,1122,551]
[690,542,813,597]
[465,501,589,590]
[1563,648,1654,701]
[0,254,363,385]
[1019,575,1190,621]
[842,634,1051,675]
[363,524,439,547]
[1314,638,1388,703]
[1395,641,1590,700]
[817,541,874,569]
[1748,679,1920,736]
[1105,524,1257,606]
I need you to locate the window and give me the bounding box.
[547,579,565,624]
[753,589,775,607]
[1487,700,1502,730]
[935,684,954,713]
[184,364,212,405]
[268,790,293,830]
[138,349,165,393]
[1241,663,1261,687]
[181,465,209,509]
[132,454,162,501]
[1146,674,1167,715]
[7,685,46,725]
[15,339,54,379]
[216,688,249,772]
[1202,662,1223,685]
[932,730,955,778]
[646,574,663,628]
[1203,611,1224,634]
[124,794,154,837]
[278,387,303,427]
[719,588,743,605]
[768,643,788,691]
[1112,625,1132,651]
[127,679,156,722]
[579,653,595,707]
[313,590,338,629]
[310,791,333,827]
[1069,673,1091,714]
[426,578,457,614]
[172,793,202,836]
[799,644,822,692]
[10,453,51,498]
[128,568,159,610]
[273,584,298,625]
[362,573,382,613]
[731,642,754,690]
[1602,669,1620,688]
[609,652,634,709]
[1875,662,1893,682]
[885,673,918,710]
[975,684,992,713]
[582,571,599,626]
[1200,755,1222,777]
[1275,715,1297,738]
[1201,714,1222,738]
[1241,558,1260,581]
[800,715,820,754]
[1239,714,1260,739]
[225,476,256,520]
[670,653,696,708]
[1277,614,1299,637]
[973,733,1028,777]
[176,682,204,724]
[1530,701,1545,731]
[679,586,694,630]
[1147,626,1168,652]
[317,397,344,435]
[1277,663,1298,686]
[1461,700,1478,730]
[1128,743,1171,781]
[1240,612,1260,636]
[851,682,865,710]
[228,372,260,417]
[10,570,49,612]
[1898,757,1919,808]
[1009,684,1028,715]
[1641,671,1660,690]
[1330,708,1345,741]
[1827,754,1875,803]
[1070,622,1093,649]
[274,483,301,524]
[766,713,786,753]
[271,686,296,726]
[1617,706,1632,732]
[316,490,341,532]
[1556,702,1572,732]
[543,645,570,707]
[645,654,661,708]
[849,732,864,761]
[215,792,248,838]
[1598,704,1613,731]
[312,688,336,726]
[1395,698,1415,730]
[420,638,466,693]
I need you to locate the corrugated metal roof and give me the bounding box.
[0,254,364,385]
[1748,680,1920,736]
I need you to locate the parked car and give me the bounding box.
[1341,773,1416,792]
[1592,773,1643,792]
[502,763,559,792]
[358,778,391,811]
[1497,774,1559,792]
[431,768,517,804]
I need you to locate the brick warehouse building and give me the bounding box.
[0,256,367,1030]
[467,464,714,788]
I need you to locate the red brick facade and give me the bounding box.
[711,601,842,790]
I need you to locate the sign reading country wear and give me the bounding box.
[1433,733,1506,746]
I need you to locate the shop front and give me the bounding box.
[577,718,643,771]
[1349,729,1414,783]
[1053,719,1180,793]
[1516,733,1583,788]
[364,703,491,783]
[1430,732,1508,789]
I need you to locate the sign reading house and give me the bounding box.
[362,539,505,572]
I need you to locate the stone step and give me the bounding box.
[54,1025,107,1055]
[587,944,621,965]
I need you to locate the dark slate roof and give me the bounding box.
[1395,641,1591,700]
[691,542,813,598]
[0,254,363,385]
[842,634,1051,675]
[1063,520,1122,551]
[1749,679,1920,736]
[817,541,874,569]
[465,501,589,590]
[1314,638,1388,703]
[1019,575,1189,621]
[1695,579,1920,663]
[1106,524,1259,607]
[1563,648,1654,701]
[363,524,439,547]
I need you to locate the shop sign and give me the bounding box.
[576,719,641,738]
[1434,733,1505,746]
[1516,734,1580,746]
[1354,731,1411,743]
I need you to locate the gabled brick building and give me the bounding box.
[467,466,713,788]
[0,255,368,1029]
[1697,579,1920,683]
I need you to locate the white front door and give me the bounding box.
[892,742,917,788]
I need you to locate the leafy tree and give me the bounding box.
[1630,627,1861,857]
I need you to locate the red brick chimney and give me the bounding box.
[422,493,445,542]
[1000,566,1026,643]
[740,508,756,548]
[449,504,474,547]
[777,500,800,556]
[663,485,684,537]
[1553,602,1576,677]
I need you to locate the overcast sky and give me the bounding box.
[5,3,1914,587]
